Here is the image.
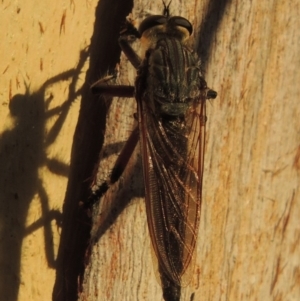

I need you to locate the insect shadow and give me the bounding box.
[0,48,88,301]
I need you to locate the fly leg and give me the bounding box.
[91,68,135,96]
[86,79,139,208]
[86,125,139,208]
[118,19,142,69]
[91,83,134,97]
[87,18,142,208]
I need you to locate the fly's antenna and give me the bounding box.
[162,0,172,17]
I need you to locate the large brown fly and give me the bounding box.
[87,2,217,301]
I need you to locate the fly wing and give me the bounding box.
[138,85,207,286]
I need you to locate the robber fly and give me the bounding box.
[89,2,217,301]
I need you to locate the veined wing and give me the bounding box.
[138,90,207,286]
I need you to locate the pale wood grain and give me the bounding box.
[0,1,98,301]
[78,0,300,300]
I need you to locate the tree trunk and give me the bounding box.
[79,0,300,301]
[1,1,299,301]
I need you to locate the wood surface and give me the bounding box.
[79,1,300,300]
[0,0,299,301]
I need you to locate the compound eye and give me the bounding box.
[138,15,168,35]
[168,16,193,35]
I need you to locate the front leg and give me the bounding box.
[91,19,142,96]
[91,83,135,97]
[118,19,142,69]
[91,73,135,97]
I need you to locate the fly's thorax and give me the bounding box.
[141,38,202,118]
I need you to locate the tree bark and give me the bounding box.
[1,0,299,301]
[79,0,300,301]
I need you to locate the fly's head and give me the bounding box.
[138,5,193,49]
